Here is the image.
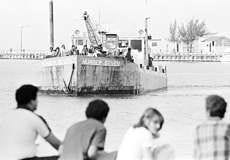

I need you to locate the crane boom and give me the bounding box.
[83,11,102,48]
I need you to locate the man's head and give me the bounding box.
[206,95,227,119]
[85,99,110,123]
[15,84,39,111]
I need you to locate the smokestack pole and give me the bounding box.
[49,0,54,49]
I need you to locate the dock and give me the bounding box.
[0,51,46,60]
[151,53,221,62]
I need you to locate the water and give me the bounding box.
[1,60,230,159]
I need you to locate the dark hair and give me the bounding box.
[134,107,164,131]
[206,95,227,118]
[85,99,110,122]
[16,84,38,107]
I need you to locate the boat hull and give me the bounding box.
[40,55,167,95]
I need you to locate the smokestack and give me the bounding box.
[49,0,54,49]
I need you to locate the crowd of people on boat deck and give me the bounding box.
[48,44,134,61]
[0,84,229,160]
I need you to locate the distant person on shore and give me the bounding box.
[59,99,116,160]
[0,84,61,160]
[60,44,67,56]
[116,107,174,160]
[125,47,132,62]
[125,47,134,62]
[194,95,229,160]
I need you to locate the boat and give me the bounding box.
[39,1,167,96]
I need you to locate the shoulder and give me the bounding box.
[86,119,105,130]
[13,108,37,120]
[126,127,152,139]
[136,127,152,136]
[68,119,105,133]
[29,112,51,133]
[1,109,41,124]
[195,120,212,131]
[197,120,230,128]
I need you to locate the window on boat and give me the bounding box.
[78,40,84,45]
[118,40,129,48]
[130,40,142,52]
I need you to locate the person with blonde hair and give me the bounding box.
[117,108,170,160]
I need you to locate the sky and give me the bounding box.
[0,0,230,51]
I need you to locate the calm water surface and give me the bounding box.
[1,60,230,159]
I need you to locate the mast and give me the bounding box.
[143,0,150,66]
[144,17,150,66]
[49,0,54,49]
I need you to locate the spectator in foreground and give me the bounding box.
[59,99,116,160]
[0,84,61,160]
[116,107,174,160]
[194,95,229,160]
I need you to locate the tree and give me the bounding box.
[169,20,179,53]
[169,20,178,42]
[178,19,209,52]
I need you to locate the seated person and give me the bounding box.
[194,95,229,160]
[59,99,116,160]
[117,107,174,160]
[0,84,61,160]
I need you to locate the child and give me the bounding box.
[116,108,165,160]
[59,99,110,160]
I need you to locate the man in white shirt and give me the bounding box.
[0,84,61,160]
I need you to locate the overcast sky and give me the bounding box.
[0,0,229,51]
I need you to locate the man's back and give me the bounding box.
[60,119,106,160]
[194,120,230,160]
[0,108,50,159]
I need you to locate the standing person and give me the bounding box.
[60,44,67,56]
[116,108,168,160]
[82,45,88,55]
[194,95,229,160]
[0,84,61,160]
[59,99,115,160]
[125,47,132,62]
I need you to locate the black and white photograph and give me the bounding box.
[0,0,230,160]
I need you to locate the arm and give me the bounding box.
[141,129,157,160]
[143,147,155,160]
[45,132,62,150]
[35,114,62,150]
[87,145,98,159]
[87,128,106,159]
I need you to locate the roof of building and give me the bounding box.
[202,36,230,42]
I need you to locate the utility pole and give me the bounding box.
[20,25,29,52]
[144,17,150,66]
[20,26,23,52]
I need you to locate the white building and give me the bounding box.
[149,35,230,55]
[199,36,230,54]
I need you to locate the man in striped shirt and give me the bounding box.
[194,95,230,160]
